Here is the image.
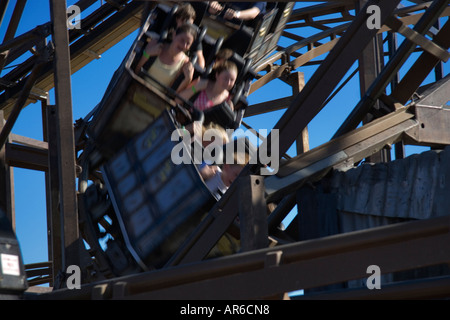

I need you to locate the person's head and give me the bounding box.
[221,150,249,186]
[214,48,233,66]
[212,60,238,91]
[202,123,229,147]
[170,24,197,53]
[174,3,196,27]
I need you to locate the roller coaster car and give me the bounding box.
[101,110,217,271]
[85,4,233,164]
[85,2,293,168]
[191,1,295,63]
[81,109,248,275]
[79,2,290,276]
[0,209,27,298]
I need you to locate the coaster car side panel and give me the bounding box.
[102,110,215,271]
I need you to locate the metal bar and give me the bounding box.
[289,2,354,22]
[357,0,389,163]
[278,107,413,177]
[49,0,79,271]
[128,216,450,299]
[0,26,38,55]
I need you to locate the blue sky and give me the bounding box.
[1,1,448,272]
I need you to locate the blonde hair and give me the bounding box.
[202,123,229,146]
[231,151,250,167]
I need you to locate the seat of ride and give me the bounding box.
[190,1,295,62]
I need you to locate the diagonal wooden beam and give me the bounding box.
[268,0,402,157]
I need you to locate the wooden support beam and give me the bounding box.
[265,107,418,201]
[357,0,390,163]
[0,110,14,230]
[244,96,292,117]
[239,175,268,252]
[0,1,144,119]
[334,0,450,138]
[5,143,48,171]
[267,0,402,159]
[0,0,26,73]
[391,17,450,104]
[49,0,79,271]
[288,72,308,154]
[44,101,61,287]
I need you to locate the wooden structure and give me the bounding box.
[0,0,449,299]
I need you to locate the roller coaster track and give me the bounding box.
[1,1,450,299]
